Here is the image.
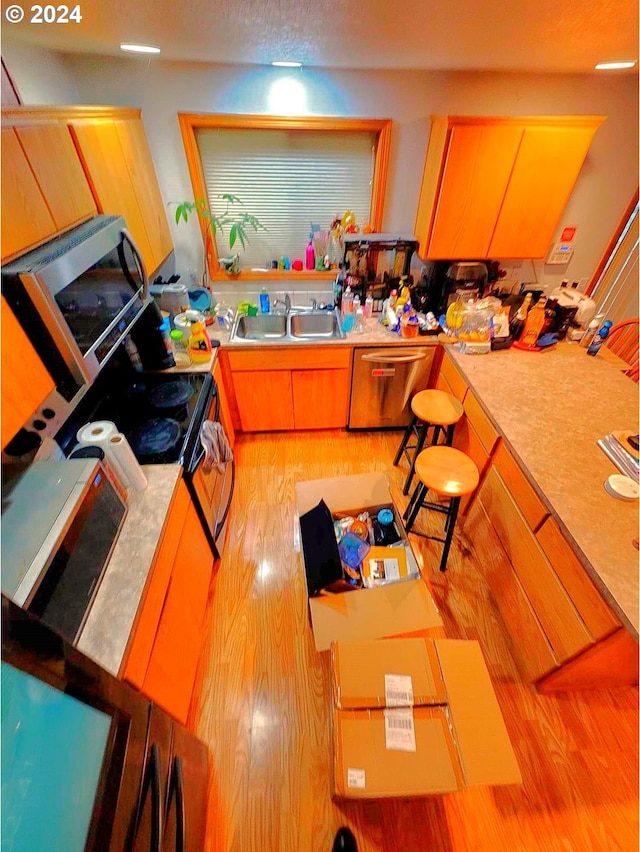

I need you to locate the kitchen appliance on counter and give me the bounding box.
[338,234,419,309]
[2,596,209,852]
[348,347,436,429]
[1,215,168,440]
[548,285,597,327]
[411,260,489,317]
[1,458,127,643]
[55,353,234,556]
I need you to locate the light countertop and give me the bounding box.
[446,343,639,636]
[76,465,182,676]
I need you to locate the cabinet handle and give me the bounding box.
[361,351,428,364]
[127,743,162,852]
[165,755,186,852]
[121,227,150,301]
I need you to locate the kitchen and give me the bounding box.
[1,2,639,851]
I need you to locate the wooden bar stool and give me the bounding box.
[402,445,479,573]
[393,389,464,495]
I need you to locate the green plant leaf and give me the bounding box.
[229,223,238,249]
[237,226,247,249]
[221,193,242,205]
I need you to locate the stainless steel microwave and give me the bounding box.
[1,458,127,642]
[2,215,149,436]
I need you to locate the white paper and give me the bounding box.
[347,768,366,789]
[384,708,417,752]
[384,673,414,707]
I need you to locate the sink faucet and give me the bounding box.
[311,299,317,312]
[273,293,291,314]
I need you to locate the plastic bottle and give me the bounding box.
[580,314,604,348]
[509,293,532,341]
[353,307,365,333]
[341,286,354,317]
[587,326,610,356]
[170,329,191,367]
[364,295,374,318]
[188,320,213,363]
[305,235,315,271]
[520,296,547,347]
[260,287,270,314]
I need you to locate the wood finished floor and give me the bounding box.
[190,430,639,852]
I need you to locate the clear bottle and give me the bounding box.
[353,306,365,333]
[170,329,192,368]
[341,286,354,317]
[364,295,374,318]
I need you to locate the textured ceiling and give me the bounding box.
[2,0,638,72]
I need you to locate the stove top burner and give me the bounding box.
[128,418,181,456]
[148,380,194,409]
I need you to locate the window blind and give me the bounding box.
[591,204,639,324]
[196,128,376,268]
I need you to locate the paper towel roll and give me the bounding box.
[76,421,129,488]
[108,434,148,491]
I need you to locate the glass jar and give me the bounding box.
[169,329,191,368]
[458,306,491,354]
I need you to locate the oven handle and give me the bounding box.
[215,459,236,541]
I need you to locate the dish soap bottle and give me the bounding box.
[188,320,213,363]
[260,287,270,314]
[520,296,547,347]
[305,234,315,270]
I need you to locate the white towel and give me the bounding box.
[199,420,233,474]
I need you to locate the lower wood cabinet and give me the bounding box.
[226,345,352,432]
[122,480,214,726]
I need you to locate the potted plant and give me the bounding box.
[173,195,266,278]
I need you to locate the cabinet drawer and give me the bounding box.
[479,467,593,663]
[536,517,620,641]
[493,442,549,531]
[464,390,498,455]
[439,352,468,403]
[227,346,351,372]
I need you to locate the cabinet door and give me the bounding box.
[428,123,523,258]
[163,722,209,852]
[142,499,213,726]
[1,296,55,448]
[489,124,599,258]
[15,123,96,232]
[70,121,156,277]
[292,368,350,429]
[122,481,190,690]
[114,119,173,273]
[232,370,294,431]
[1,128,56,261]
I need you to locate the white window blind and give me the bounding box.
[196,128,376,268]
[591,203,639,324]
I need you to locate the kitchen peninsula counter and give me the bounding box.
[446,343,639,637]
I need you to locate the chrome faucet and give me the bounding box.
[311,299,318,312]
[273,293,291,314]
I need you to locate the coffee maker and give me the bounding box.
[411,260,489,317]
[128,300,175,370]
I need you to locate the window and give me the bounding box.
[178,114,392,280]
[588,193,639,324]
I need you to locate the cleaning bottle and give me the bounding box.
[188,320,213,363]
[587,324,611,356]
[260,287,270,314]
[305,234,315,271]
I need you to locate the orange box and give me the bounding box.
[331,638,522,798]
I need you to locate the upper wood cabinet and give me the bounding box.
[2,107,173,277]
[1,295,55,448]
[415,116,605,260]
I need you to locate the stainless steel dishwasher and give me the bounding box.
[348,347,435,429]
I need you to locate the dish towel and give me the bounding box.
[199,420,233,474]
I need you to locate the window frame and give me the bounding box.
[177,113,392,281]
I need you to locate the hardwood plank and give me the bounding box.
[536,516,621,642]
[190,429,638,852]
[227,346,352,372]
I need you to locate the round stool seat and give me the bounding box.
[414,445,479,497]
[411,389,464,426]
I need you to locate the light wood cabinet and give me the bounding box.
[1,128,56,261]
[415,115,604,260]
[122,480,214,726]
[226,345,353,432]
[14,123,96,233]
[1,296,55,448]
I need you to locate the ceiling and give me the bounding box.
[3,0,638,73]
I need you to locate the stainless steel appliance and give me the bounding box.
[55,358,234,557]
[2,215,150,437]
[1,459,127,641]
[348,347,435,429]
[3,597,209,852]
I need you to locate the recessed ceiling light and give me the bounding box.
[271,61,302,68]
[595,60,636,70]
[120,44,161,54]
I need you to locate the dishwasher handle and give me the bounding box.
[360,350,428,364]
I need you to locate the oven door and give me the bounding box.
[185,387,235,557]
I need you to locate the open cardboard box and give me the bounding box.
[331,637,522,798]
[295,474,443,652]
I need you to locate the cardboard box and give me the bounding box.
[331,638,522,798]
[309,580,443,652]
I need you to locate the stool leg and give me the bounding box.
[445,424,455,446]
[405,483,427,532]
[393,415,416,467]
[403,422,429,495]
[439,496,460,572]
[431,425,442,446]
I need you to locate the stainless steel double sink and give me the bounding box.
[230,309,345,343]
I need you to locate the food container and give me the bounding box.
[173,309,205,338]
[400,321,419,338]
